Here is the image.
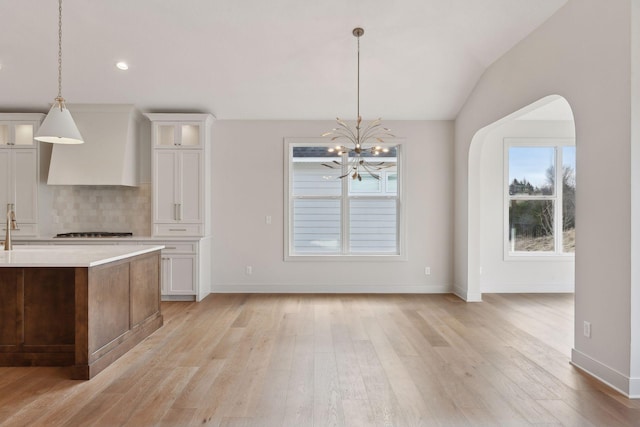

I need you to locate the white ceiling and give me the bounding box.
[1,0,567,120]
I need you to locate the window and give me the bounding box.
[505,138,575,257]
[285,140,403,258]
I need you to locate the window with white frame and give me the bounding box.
[506,138,575,257]
[286,140,402,257]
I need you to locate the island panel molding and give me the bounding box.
[0,245,163,379]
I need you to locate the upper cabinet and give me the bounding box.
[145,113,214,238]
[0,114,44,237]
[154,122,203,148]
[0,119,39,148]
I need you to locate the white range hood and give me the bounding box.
[47,104,140,186]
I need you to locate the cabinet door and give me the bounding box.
[12,122,36,147]
[179,123,202,148]
[0,124,9,146]
[154,123,202,148]
[162,254,196,295]
[0,122,36,147]
[0,150,9,213]
[13,149,37,223]
[154,150,179,223]
[178,151,203,223]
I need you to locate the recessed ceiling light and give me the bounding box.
[116,62,129,71]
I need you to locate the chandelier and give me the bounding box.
[35,0,84,144]
[322,27,394,181]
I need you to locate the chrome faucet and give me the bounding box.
[4,203,17,251]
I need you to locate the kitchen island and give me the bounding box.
[0,245,164,379]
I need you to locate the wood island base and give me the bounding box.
[0,249,163,380]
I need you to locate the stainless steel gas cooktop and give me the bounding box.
[54,232,133,238]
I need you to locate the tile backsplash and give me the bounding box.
[50,183,151,236]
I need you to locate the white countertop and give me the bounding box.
[0,245,165,267]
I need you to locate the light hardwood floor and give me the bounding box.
[1,293,638,426]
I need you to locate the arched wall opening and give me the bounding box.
[468,94,576,301]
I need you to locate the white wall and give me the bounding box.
[479,120,575,293]
[454,0,638,396]
[211,120,453,293]
[630,0,640,396]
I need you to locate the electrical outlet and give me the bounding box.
[583,321,591,338]
[245,266,253,275]
[425,267,431,275]
[265,215,272,225]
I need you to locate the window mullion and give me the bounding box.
[556,146,564,254]
[341,152,349,255]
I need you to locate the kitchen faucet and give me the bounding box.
[4,203,17,251]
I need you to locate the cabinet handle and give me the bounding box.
[164,246,177,250]
[178,203,183,221]
[174,203,178,220]
[169,228,187,232]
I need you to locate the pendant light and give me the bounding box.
[321,27,394,180]
[35,0,84,144]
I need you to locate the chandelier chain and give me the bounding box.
[57,0,63,99]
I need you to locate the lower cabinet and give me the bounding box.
[13,236,212,302]
[161,252,196,296]
[155,237,211,302]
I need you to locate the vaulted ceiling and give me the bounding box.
[1,0,567,119]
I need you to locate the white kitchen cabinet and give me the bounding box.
[154,122,203,148]
[156,237,211,301]
[161,253,196,295]
[12,236,212,301]
[146,113,213,237]
[0,114,43,237]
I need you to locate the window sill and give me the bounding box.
[285,253,407,262]
[504,252,575,262]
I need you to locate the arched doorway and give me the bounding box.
[467,95,576,300]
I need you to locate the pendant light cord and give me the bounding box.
[57,0,64,105]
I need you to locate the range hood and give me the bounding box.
[47,104,140,186]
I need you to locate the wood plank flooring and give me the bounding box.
[1,293,638,426]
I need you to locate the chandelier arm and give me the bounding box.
[361,163,381,180]
[359,121,392,142]
[330,128,355,139]
[359,124,383,141]
[335,120,358,142]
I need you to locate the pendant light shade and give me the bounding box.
[35,99,83,144]
[35,0,83,145]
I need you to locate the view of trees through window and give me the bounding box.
[508,144,575,254]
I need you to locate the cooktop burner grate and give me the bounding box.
[54,232,134,238]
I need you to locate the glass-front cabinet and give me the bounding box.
[0,121,37,147]
[145,113,213,238]
[154,122,203,148]
[0,114,44,237]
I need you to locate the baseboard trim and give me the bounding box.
[571,348,639,399]
[481,283,574,293]
[210,284,451,294]
[161,295,195,302]
[452,284,482,302]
